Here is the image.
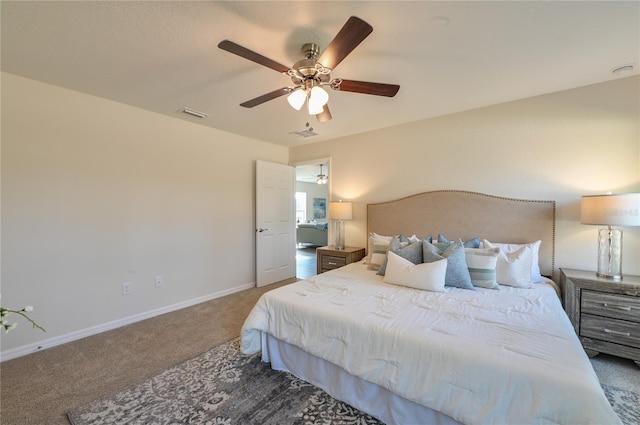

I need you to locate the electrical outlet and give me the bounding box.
[122,282,132,295]
[154,275,163,288]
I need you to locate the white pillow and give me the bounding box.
[465,248,500,289]
[367,233,393,270]
[383,251,447,292]
[494,245,534,288]
[482,239,543,283]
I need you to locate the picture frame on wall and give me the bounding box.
[313,197,326,219]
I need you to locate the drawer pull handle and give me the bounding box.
[602,303,631,311]
[328,262,337,266]
[603,328,631,337]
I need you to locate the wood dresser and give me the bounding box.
[560,268,640,367]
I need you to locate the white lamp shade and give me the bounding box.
[308,86,329,115]
[581,193,640,226]
[329,201,353,220]
[287,88,306,110]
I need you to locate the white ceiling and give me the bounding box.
[2,1,638,148]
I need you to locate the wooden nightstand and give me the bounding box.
[560,268,640,366]
[316,246,366,274]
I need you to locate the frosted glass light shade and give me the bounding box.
[287,89,306,110]
[308,86,329,115]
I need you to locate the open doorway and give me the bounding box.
[294,158,330,279]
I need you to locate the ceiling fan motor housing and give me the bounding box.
[302,43,320,59]
[291,43,331,87]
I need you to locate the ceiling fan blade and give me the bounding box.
[218,40,290,74]
[332,79,400,97]
[316,104,332,122]
[317,16,373,70]
[240,87,291,108]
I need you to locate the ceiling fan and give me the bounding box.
[218,16,400,122]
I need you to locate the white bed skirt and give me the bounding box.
[263,333,462,425]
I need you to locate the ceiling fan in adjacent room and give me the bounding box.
[218,16,400,122]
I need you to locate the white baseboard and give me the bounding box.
[0,282,256,362]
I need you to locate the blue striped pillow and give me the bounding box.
[464,248,500,289]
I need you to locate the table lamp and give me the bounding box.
[329,201,352,250]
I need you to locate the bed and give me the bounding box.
[242,191,620,425]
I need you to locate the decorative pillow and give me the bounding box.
[494,245,534,288]
[416,235,433,243]
[377,236,423,276]
[464,248,500,289]
[383,251,447,292]
[399,234,418,243]
[366,233,393,267]
[423,240,475,290]
[438,234,481,248]
[482,239,542,283]
[433,242,452,252]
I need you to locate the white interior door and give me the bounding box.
[256,160,296,287]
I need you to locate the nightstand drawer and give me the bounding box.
[322,255,347,270]
[582,290,640,322]
[581,313,640,348]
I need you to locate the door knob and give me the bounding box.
[257,228,268,233]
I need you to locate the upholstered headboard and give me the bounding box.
[367,190,556,277]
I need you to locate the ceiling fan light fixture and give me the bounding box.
[310,85,329,105]
[308,100,324,115]
[287,88,306,110]
[317,164,328,185]
[308,86,328,115]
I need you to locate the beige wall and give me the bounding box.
[290,76,640,278]
[1,73,288,356]
[295,181,330,223]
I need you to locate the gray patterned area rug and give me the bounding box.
[602,384,640,425]
[68,338,637,425]
[68,338,382,425]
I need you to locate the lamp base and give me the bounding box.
[596,271,622,281]
[596,227,623,280]
[333,220,345,250]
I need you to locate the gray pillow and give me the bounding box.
[377,236,423,276]
[438,234,481,248]
[423,240,475,290]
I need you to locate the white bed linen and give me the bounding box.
[241,262,620,425]
[265,334,461,425]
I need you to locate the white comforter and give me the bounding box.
[241,262,620,425]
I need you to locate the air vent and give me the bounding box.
[289,128,318,138]
[180,107,208,118]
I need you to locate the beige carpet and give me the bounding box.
[0,279,294,425]
[2,276,639,425]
